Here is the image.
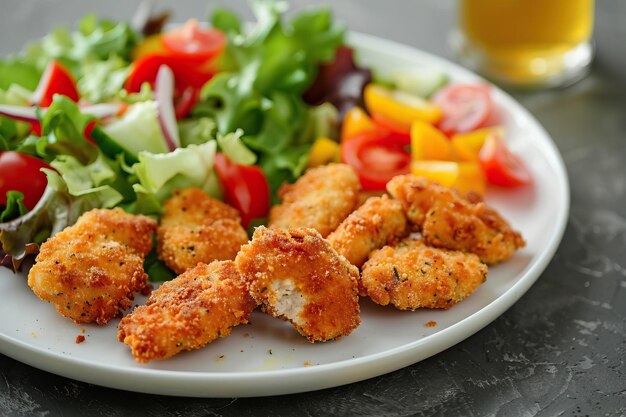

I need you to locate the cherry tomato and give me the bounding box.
[126,55,214,93]
[0,151,51,210]
[174,86,200,120]
[371,112,411,145]
[479,133,531,187]
[214,153,270,228]
[33,60,80,108]
[432,83,494,136]
[161,20,226,62]
[341,129,411,191]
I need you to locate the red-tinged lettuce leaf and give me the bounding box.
[0,186,70,272]
[303,46,372,118]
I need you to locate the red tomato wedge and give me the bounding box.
[214,153,270,228]
[161,20,226,61]
[432,83,493,136]
[479,133,532,187]
[0,151,51,210]
[341,129,411,191]
[126,55,215,119]
[174,86,200,120]
[126,55,214,93]
[32,60,80,108]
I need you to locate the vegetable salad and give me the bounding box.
[0,1,530,276]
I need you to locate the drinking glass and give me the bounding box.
[451,0,595,89]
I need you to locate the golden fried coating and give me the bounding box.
[118,261,256,363]
[386,175,525,264]
[361,237,488,310]
[72,207,156,257]
[28,209,156,325]
[268,163,361,237]
[327,195,409,268]
[158,188,249,274]
[235,226,360,342]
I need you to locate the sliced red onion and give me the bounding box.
[0,104,39,123]
[80,103,122,120]
[29,61,54,105]
[154,65,180,151]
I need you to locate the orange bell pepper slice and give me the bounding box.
[411,120,451,161]
[341,106,377,142]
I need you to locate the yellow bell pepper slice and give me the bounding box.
[341,106,377,142]
[308,137,340,168]
[364,84,442,131]
[451,126,505,161]
[411,120,451,161]
[411,160,486,196]
[132,35,166,60]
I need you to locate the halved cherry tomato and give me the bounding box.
[341,129,411,191]
[0,151,51,210]
[371,113,411,145]
[33,60,80,108]
[364,84,442,131]
[479,134,531,187]
[214,153,270,228]
[432,83,494,136]
[161,20,226,62]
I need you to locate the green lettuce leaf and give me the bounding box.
[131,141,220,214]
[200,0,345,196]
[217,129,256,165]
[103,101,168,156]
[39,95,98,164]
[20,14,138,102]
[0,192,28,223]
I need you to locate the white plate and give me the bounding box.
[0,32,569,398]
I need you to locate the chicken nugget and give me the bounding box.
[327,195,409,268]
[235,226,360,342]
[118,261,256,363]
[158,188,249,274]
[387,175,525,264]
[361,237,488,310]
[268,163,361,237]
[28,209,156,324]
[72,207,156,257]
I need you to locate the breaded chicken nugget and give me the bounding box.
[327,195,409,268]
[71,207,156,257]
[235,226,360,342]
[158,188,249,274]
[28,209,156,324]
[387,175,525,264]
[268,163,361,237]
[361,237,488,310]
[118,261,256,363]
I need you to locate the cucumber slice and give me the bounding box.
[391,68,449,98]
[90,125,138,165]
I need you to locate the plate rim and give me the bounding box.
[0,31,570,398]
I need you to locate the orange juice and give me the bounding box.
[455,0,594,87]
